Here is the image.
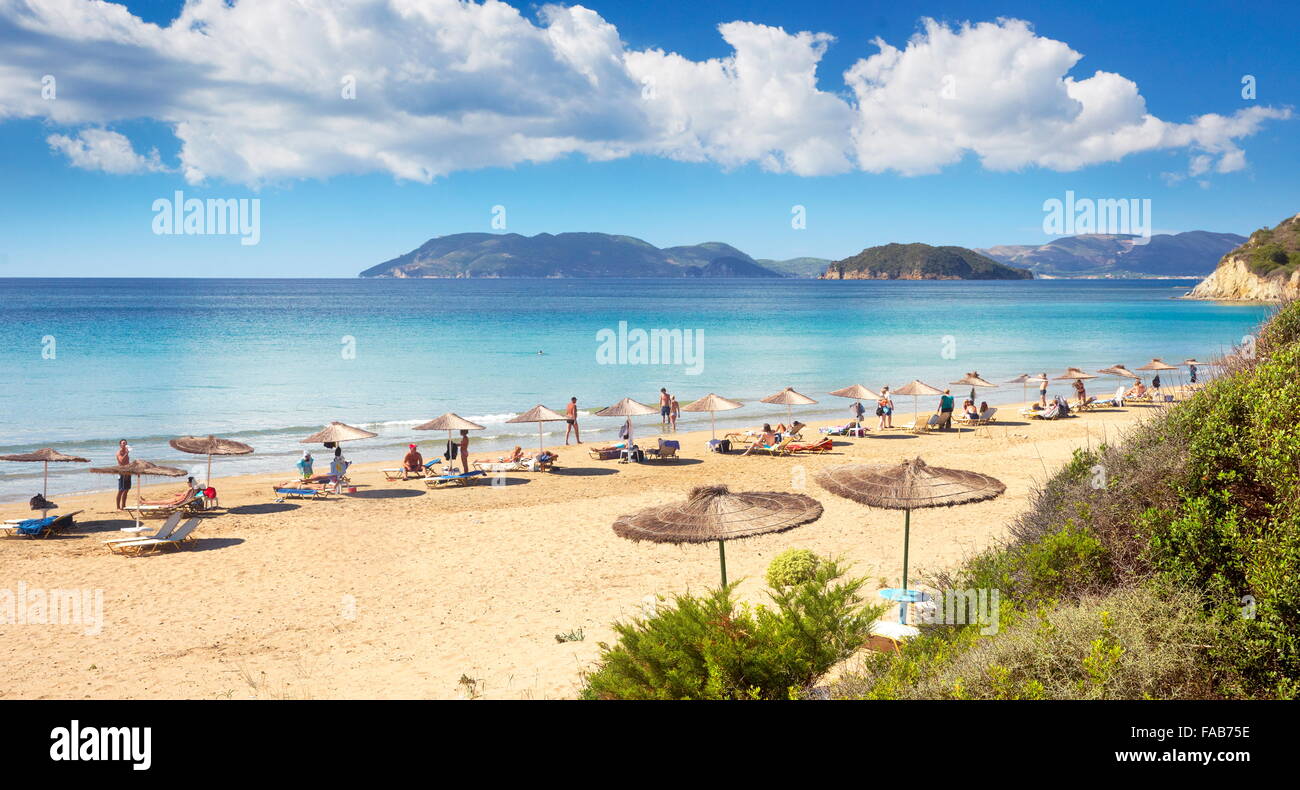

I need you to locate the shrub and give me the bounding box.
[765,548,822,588]
[581,560,881,699]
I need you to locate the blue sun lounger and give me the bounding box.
[425,470,487,488]
[2,510,83,538]
[274,485,331,502]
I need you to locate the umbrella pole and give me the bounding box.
[135,474,142,529]
[900,509,911,623]
[718,540,728,587]
[711,411,716,441]
[43,460,49,500]
[207,453,213,489]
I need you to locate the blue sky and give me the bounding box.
[0,0,1296,276]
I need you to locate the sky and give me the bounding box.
[0,0,1296,277]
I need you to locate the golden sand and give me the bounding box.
[0,401,1164,699]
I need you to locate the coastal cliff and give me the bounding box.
[1186,214,1300,301]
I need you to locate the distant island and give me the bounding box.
[980,231,1246,278]
[821,243,1033,280]
[360,230,1249,280]
[360,232,782,278]
[1186,213,1300,301]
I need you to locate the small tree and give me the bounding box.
[582,560,881,699]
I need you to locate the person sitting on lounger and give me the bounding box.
[297,451,314,480]
[979,401,991,419]
[1125,382,1147,399]
[962,399,980,421]
[401,444,425,477]
[742,424,776,456]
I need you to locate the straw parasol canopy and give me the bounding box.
[1052,367,1098,381]
[1004,374,1048,403]
[413,412,486,449]
[168,435,253,487]
[0,448,90,501]
[594,398,660,448]
[760,386,818,425]
[612,484,824,586]
[1097,364,1139,380]
[1136,358,1179,371]
[815,458,1005,619]
[891,379,944,423]
[300,422,378,445]
[828,384,882,412]
[680,393,744,440]
[89,460,189,527]
[505,404,569,452]
[950,372,996,389]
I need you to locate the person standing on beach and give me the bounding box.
[565,397,581,445]
[936,389,955,430]
[878,386,894,429]
[1189,363,1198,385]
[669,395,680,432]
[458,429,471,475]
[1073,378,1087,405]
[659,388,671,427]
[1039,373,1049,407]
[115,439,131,510]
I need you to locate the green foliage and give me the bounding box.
[581,560,882,700]
[765,548,822,588]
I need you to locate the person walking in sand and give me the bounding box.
[936,389,955,430]
[115,439,131,510]
[669,395,680,432]
[1039,372,1049,407]
[659,388,671,427]
[565,396,581,445]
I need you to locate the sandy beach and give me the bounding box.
[1,400,1164,699]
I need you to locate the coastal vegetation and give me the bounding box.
[1244,216,1300,276]
[822,243,1033,280]
[584,300,1300,700]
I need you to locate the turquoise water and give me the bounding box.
[0,277,1271,500]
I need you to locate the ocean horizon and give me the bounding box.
[0,276,1271,500]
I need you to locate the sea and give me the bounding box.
[0,277,1273,501]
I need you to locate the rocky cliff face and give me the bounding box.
[1187,256,1300,301]
[1185,213,1300,301]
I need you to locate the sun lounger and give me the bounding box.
[909,414,943,434]
[788,438,833,454]
[104,512,182,548]
[820,423,868,437]
[747,436,796,456]
[382,458,443,480]
[126,490,208,520]
[110,517,203,555]
[588,447,622,460]
[425,470,487,488]
[1074,396,1099,411]
[274,484,331,501]
[645,439,680,460]
[2,510,84,538]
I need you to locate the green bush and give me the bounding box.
[765,548,822,588]
[581,560,881,699]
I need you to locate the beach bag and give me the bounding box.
[875,406,884,416]
[30,493,56,511]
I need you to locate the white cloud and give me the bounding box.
[46,128,168,174]
[0,1,1289,185]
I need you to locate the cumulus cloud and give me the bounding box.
[0,1,1289,185]
[46,128,168,174]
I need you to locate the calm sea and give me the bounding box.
[0,277,1272,500]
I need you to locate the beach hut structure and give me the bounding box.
[505,405,569,453]
[88,459,189,528]
[593,398,660,448]
[0,448,89,505]
[815,458,1005,622]
[613,484,823,586]
[760,387,818,425]
[168,435,253,488]
[680,393,744,440]
[891,380,944,426]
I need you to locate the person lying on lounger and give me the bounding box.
[481,446,523,465]
[741,424,777,456]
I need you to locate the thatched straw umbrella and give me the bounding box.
[613,484,824,586]
[168,435,253,488]
[414,413,486,458]
[949,373,996,433]
[828,384,881,421]
[1136,358,1180,395]
[300,422,378,445]
[505,405,568,453]
[1004,374,1048,404]
[1053,367,1097,401]
[89,460,188,528]
[594,398,660,448]
[760,387,818,425]
[0,448,89,503]
[1097,364,1139,380]
[891,380,943,425]
[815,458,1004,621]
[680,393,744,440]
